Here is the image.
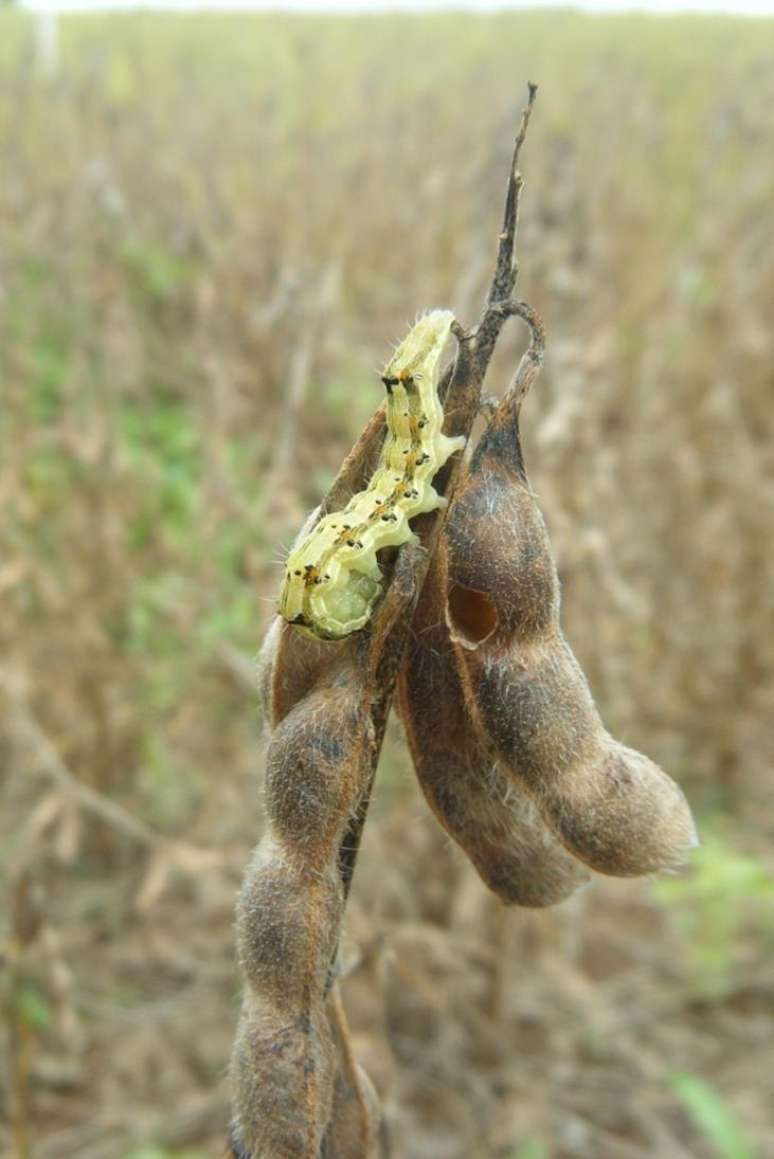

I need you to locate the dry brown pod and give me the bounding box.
[398,542,591,907]
[232,632,386,1156]
[439,306,697,878]
[319,989,383,1158]
[233,403,404,1154]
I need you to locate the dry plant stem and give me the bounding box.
[7,954,32,1159]
[3,876,40,1159]
[318,987,382,1158]
[0,676,222,906]
[477,83,537,361]
[231,89,540,1159]
[21,717,158,848]
[486,300,545,418]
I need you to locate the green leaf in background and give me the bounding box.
[653,829,774,998]
[17,984,52,1030]
[33,328,71,422]
[509,1140,548,1159]
[671,1072,755,1159]
[120,237,196,303]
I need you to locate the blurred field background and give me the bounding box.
[1,7,773,1158]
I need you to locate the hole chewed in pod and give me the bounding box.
[447,582,498,649]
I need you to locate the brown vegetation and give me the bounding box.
[1,9,773,1159]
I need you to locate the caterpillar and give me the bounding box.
[279,310,464,641]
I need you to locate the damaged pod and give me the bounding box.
[442,367,697,878]
[399,545,590,907]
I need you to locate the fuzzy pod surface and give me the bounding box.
[232,843,343,1156]
[400,545,590,906]
[442,383,697,877]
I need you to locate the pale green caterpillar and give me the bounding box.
[278,310,464,641]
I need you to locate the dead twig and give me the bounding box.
[0,674,224,907]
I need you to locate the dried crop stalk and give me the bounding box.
[230,86,539,1159]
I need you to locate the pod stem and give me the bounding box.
[470,299,546,477]
[489,81,538,308]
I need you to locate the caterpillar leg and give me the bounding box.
[438,433,467,462]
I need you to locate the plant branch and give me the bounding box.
[489,81,538,307]
[231,84,542,1158]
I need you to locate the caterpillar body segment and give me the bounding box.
[279,310,465,641]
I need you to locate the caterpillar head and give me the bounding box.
[381,309,455,390]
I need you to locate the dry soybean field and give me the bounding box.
[1,9,773,1158]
